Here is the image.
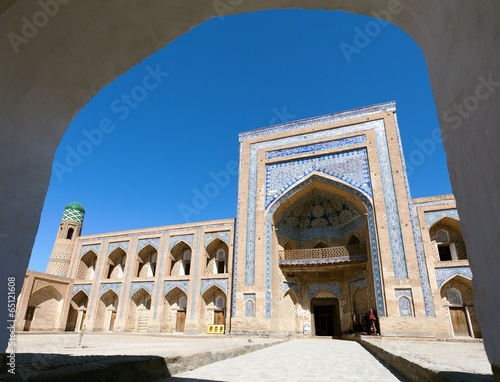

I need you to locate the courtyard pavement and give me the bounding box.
[1,333,495,381]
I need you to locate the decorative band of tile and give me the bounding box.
[163,280,189,296]
[425,209,459,228]
[107,241,128,255]
[239,101,395,141]
[169,234,194,250]
[308,283,341,299]
[137,237,160,253]
[279,255,367,266]
[204,231,230,247]
[265,135,366,160]
[81,244,100,258]
[435,267,472,289]
[130,281,154,296]
[349,278,367,294]
[200,278,229,296]
[99,282,121,297]
[72,283,92,297]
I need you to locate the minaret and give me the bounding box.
[46,202,85,276]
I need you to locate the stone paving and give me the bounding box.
[1,333,495,382]
[167,339,407,382]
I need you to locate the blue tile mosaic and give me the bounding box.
[265,149,372,208]
[190,229,201,319]
[308,283,341,299]
[393,112,434,316]
[130,281,154,297]
[231,143,243,317]
[107,241,128,255]
[398,296,412,317]
[425,209,460,228]
[80,244,100,258]
[99,282,121,297]
[349,278,367,295]
[374,123,408,280]
[265,136,366,160]
[72,283,92,297]
[169,234,194,250]
[239,101,396,141]
[137,237,160,253]
[163,280,189,296]
[245,299,255,317]
[435,267,472,289]
[200,278,229,296]
[204,231,230,247]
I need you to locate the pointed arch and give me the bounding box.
[65,290,88,332]
[205,237,229,275]
[265,173,386,318]
[106,247,127,279]
[201,285,227,327]
[170,241,192,276]
[126,288,152,332]
[24,285,64,332]
[77,250,97,280]
[94,289,119,332]
[162,287,188,332]
[136,244,158,278]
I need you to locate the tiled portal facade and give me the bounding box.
[16,102,480,338]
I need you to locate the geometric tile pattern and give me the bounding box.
[435,267,473,289]
[265,135,366,160]
[130,281,154,297]
[398,296,413,317]
[204,231,230,247]
[200,278,229,296]
[244,293,256,318]
[72,283,92,297]
[393,112,434,316]
[169,234,194,250]
[163,280,189,296]
[308,283,341,299]
[374,124,408,280]
[107,241,128,255]
[349,278,367,295]
[99,282,122,297]
[265,149,372,209]
[62,207,85,223]
[283,282,299,296]
[425,209,460,228]
[80,244,100,258]
[137,237,160,253]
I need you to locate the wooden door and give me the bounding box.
[176,310,186,332]
[214,311,225,325]
[109,311,117,331]
[450,307,469,336]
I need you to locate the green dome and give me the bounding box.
[62,202,85,223]
[64,202,85,213]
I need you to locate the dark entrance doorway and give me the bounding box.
[311,298,341,337]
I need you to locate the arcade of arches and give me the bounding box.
[16,104,481,344]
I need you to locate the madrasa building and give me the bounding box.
[15,102,480,339]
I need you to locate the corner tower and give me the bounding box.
[46,202,85,276]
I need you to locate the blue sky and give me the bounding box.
[29,9,451,272]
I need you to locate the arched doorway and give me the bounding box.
[24,285,63,332]
[95,289,119,332]
[271,175,379,335]
[65,290,88,332]
[201,286,226,327]
[162,287,188,333]
[126,288,151,332]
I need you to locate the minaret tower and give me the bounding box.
[46,202,85,276]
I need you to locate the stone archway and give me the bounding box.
[1,2,499,373]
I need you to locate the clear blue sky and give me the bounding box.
[29,9,451,272]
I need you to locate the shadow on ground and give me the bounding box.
[1,353,170,381]
[438,371,494,382]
